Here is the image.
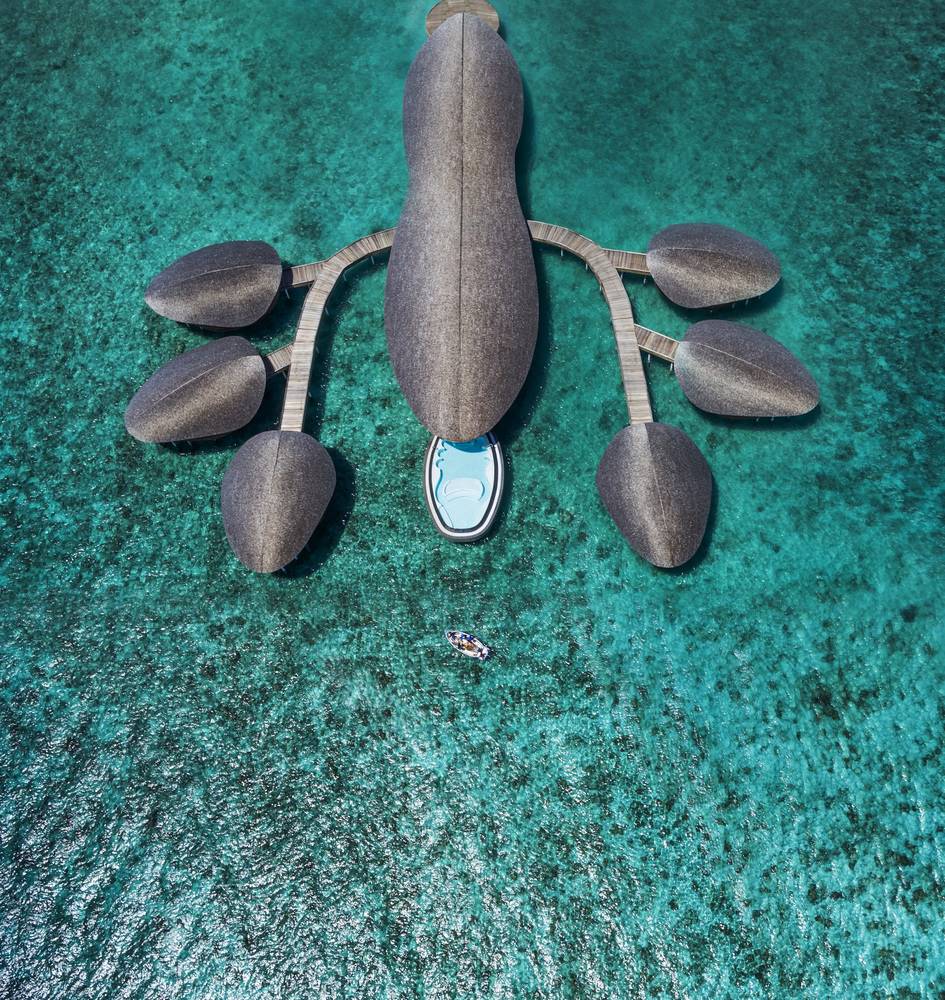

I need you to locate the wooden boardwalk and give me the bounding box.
[280,229,395,433]
[426,0,500,35]
[275,222,657,434]
[603,247,649,276]
[261,343,295,377]
[528,221,653,424]
[287,261,324,288]
[633,324,678,362]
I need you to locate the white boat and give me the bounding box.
[445,630,491,660]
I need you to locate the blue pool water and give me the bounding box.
[430,437,497,531]
[1,0,944,996]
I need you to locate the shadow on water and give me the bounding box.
[166,251,391,460]
[665,477,719,576]
[516,77,537,221]
[286,255,387,574]
[493,249,555,449]
[489,68,545,451]
[162,47,542,565]
[300,251,390,440]
[698,403,823,433]
[282,448,356,578]
[179,280,307,347]
[162,253,386,577]
[628,274,786,332]
[617,271,822,434]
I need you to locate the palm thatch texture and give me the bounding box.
[384,13,539,442]
[132,222,801,436]
[190,315,818,425]
[140,220,781,340]
[643,223,781,309]
[125,5,800,574]
[220,431,336,574]
[635,320,820,418]
[130,212,802,568]
[144,241,283,329]
[596,423,712,569]
[124,339,295,444]
[124,337,267,443]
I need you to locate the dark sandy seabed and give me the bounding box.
[1,0,944,996]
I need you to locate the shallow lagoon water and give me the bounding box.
[1,0,944,996]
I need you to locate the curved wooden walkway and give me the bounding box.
[273,222,655,434]
[280,229,394,433]
[528,221,652,424]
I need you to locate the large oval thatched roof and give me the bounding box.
[385,13,538,442]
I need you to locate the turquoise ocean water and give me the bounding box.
[2,0,944,995]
